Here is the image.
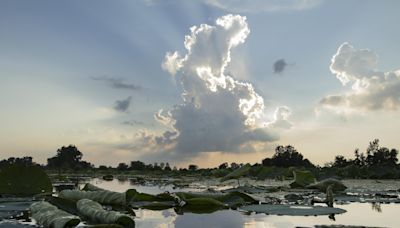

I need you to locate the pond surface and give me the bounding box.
[86,178,400,228]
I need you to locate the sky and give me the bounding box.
[1,0,399,168]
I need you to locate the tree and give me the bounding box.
[230,162,240,169]
[164,162,172,171]
[99,165,108,170]
[0,156,35,169]
[130,161,145,171]
[332,155,351,168]
[262,145,314,168]
[188,164,198,171]
[353,149,361,166]
[153,162,162,171]
[218,162,228,169]
[47,145,86,169]
[365,139,398,167]
[117,163,129,171]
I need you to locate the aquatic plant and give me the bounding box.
[0,164,52,197]
[59,189,127,205]
[290,170,316,188]
[77,199,134,227]
[240,204,346,216]
[307,178,347,192]
[30,201,80,228]
[220,164,251,182]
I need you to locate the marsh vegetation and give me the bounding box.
[0,139,399,227]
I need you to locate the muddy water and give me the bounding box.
[87,178,400,228]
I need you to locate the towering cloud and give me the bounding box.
[320,42,400,111]
[148,14,280,159]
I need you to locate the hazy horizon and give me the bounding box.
[1,0,399,168]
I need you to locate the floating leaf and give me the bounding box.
[0,165,52,197]
[307,178,347,192]
[82,183,104,191]
[175,191,257,208]
[138,201,175,210]
[77,199,134,227]
[30,201,80,228]
[221,164,251,182]
[48,196,79,215]
[59,189,126,205]
[240,204,347,216]
[290,170,315,188]
[181,198,226,213]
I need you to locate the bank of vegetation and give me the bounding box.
[0,139,399,180]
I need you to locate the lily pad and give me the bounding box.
[82,183,104,191]
[222,185,279,194]
[175,191,257,208]
[59,189,127,205]
[48,196,79,215]
[127,189,174,202]
[290,170,315,188]
[30,201,81,228]
[77,199,134,227]
[181,198,226,214]
[307,178,347,192]
[240,204,347,216]
[221,164,251,182]
[0,165,52,197]
[137,201,176,210]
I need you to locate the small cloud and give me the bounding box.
[91,76,142,91]
[273,59,288,74]
[122,120,144,126]
[267,106,293,129]
[114,96,132,112]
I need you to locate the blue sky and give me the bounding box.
[1,0,399,167]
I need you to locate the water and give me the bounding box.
[87,178,400,228]
[132,204,399,228]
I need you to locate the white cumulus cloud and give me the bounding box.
[148,14,282,159]
[320,42,400,111]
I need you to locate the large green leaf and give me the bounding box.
[240,204,347,216]
[0,165,52,197]
[59,189,126,205]
[30,201,80,228]
[290,170,315,188]
[307,178,347,192]
[220,164,251,182]
[175,191,257,208]
[77,199,134,227]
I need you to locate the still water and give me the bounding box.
[87,178,400,228]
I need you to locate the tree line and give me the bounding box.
[0,139,399,179]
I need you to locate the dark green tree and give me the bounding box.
[218,162,228,169]
[332,155,351,168]
[47,145,90,170]
[164,162,172,171]
[262,145,314,167]
[117,163,129,171]
[130,160,146,170]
